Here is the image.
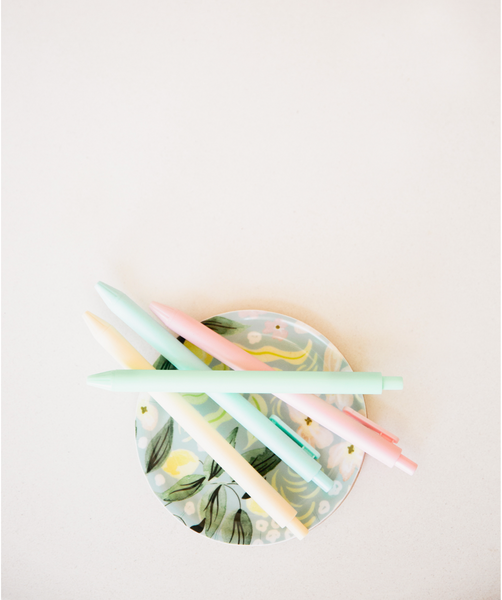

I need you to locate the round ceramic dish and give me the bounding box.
[134,310,366,546]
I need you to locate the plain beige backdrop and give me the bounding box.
[2,1,500,599]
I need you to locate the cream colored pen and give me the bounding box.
[83,311,308,540]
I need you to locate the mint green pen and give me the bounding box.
[88,370,403,394]
[95,282,333,492]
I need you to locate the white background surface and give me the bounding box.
[3,1,500,598]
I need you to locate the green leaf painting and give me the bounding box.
[201,316,247,336]
[248,394,268,417]
[144,417,174,474]
[241,447,282,478]
[204,406,233,429]
[203,427,239,481]
[221,509,253,545]
[201,485,227,538]
[153,354,177,371]
[190,518,206,534]
[160,474,207,505]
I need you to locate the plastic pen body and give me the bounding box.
[88,369,403,394]
[83,312,307,539]
[150,303,417,476]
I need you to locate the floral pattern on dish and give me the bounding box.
[135,311,366,545]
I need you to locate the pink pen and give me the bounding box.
[150,302,417,475]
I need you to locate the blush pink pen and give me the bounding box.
[149,302,417,476]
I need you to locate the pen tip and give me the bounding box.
[83,311,111,337]
[95,281,121,301]
[149,301,168,319]
[87,372,113,390]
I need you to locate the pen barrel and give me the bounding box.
[149,391,299,530]
[208,392,323,484]
[153,305,271,372]
[109,370,388,394]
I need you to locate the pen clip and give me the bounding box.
[269,415,321,460]
[343,407,400,444]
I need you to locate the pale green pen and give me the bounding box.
[95,282,333,492]
[88,369,403,394]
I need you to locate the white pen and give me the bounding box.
[83,311,308,540]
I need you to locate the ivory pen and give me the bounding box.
[83,311,308,539]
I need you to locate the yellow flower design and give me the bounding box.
[246,498,268,516]
[234,340,313,365]
[183,341,213,365]
[162,449,199,479]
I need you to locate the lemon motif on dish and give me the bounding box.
[245,498,269,517]
[162,449,199,479]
